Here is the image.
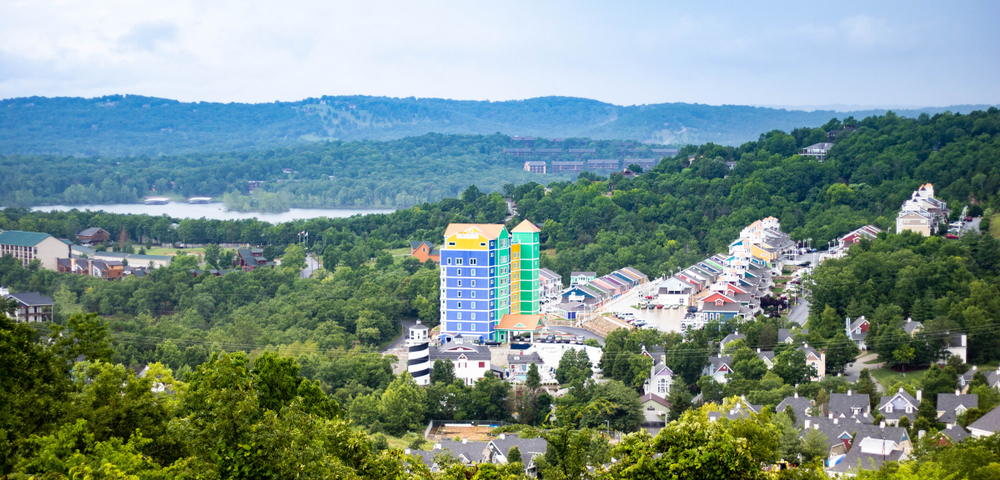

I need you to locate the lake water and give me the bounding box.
[31,203,396,223]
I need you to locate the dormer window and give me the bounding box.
[905,406,912,414]
[886,405,893,413]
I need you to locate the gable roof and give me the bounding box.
[489,434,547,459]
[938,393,978,424]
[5,292,53,306]
[721,333,745,346]
[903,320,923,334]
[640,393,671,408]
[0,230,54,247]
[969,405,1000,434]
[570,271,596,277]
[511,220,541,233]
[497,314,542,332]
[77,227,108,237]
[410,240,434,250]
[507,352,544,365]
[829,392,871,417]
[444,224,507,240]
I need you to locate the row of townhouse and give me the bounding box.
[554,267,648,319]
[56,257,151,279]
[658,217,795,325]
[896,183,950,236]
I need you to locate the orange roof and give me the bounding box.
[496,314,542,331]
[512,219,541,233]
[444,223,508,240]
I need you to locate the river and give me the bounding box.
[30,203,396,222]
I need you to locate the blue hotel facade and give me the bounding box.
[439,224,512,341]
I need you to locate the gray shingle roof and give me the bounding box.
[876,388,919,421]
[942,425,971,442]
[5,292,53,306]
[490,434,547,460]
[721,333,745,346]
[507,352,544,366]
[828,392,870,418]
[431,344,491,362]
[903,320,923,334]
[776,395,813,424]
[968,405,1000,434]
[937,393,977,425]
[77,227,107,237]
[426,440,490,465]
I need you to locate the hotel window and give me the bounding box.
[471,280,476,287]
[471,302,476,308]
[457,321,462,328]
[457,269,462,276]
[458,280,463,287]
[457,291,462,298]
[449,242,456,246]
[471,322,476,329]
[471,269,476,276]
[457,302,462,308]
[457,258,463,265]
[447,258,452,265]
[471,291,476,298]
[470,259,477,265]
[480,242,486,247]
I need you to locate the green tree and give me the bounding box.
[507,445,522,464]
[51,313,114,363]
[825,332,860,375]
[432,358,457,385]
[772,348,817,386]
[579,380,644,433]
[667,377,693,422]
[203,243,222,269]
[380,372,427,435]
[606,407,778,480]
[556,348,593,385]
[280,243,306,272]
[526,362,541,391]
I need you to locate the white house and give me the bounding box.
[430,337,493,385]
[656,276,696,306]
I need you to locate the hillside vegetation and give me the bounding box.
[3,94,995,156]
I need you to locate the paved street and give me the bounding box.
[382,319,417,353]
[300,254,320,279]
[788,298,810,326]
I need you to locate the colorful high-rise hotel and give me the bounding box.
[440,220,540,342]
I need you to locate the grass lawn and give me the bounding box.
[871,366,929,390]
[381,431,425,451]
[990,214,999,238]
[388,247,410,256]
[143,247,205,257]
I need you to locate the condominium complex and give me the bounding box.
[439,220,540,342]
[896,184,950,236]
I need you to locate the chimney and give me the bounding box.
[918,430,926,439]
[834,418,838,425]
[462,438,467,444]
[880,421,886,429]
[916,390,922,402]
[404,448,411,454]
[805,420,811,430]
[848,390,852,396]
[829,413,834,419]
[814,423,819,430]
[433,443,442,450]
[864,412,868,418]
[973,365,977,371]
[499,434,506,440]
[956,390,961,396]
[794,392,799,398]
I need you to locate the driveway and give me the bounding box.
[547,326,605,346]
[842,353,883,390]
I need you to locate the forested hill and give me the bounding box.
[2,94,995,156]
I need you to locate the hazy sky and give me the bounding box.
[1,1,998,107]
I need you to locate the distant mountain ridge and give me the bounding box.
[1,94,994,157]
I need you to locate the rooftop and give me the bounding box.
[0,230,54,247]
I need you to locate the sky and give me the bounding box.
[1,1,998,108]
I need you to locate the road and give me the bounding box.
[547,326,605,346]
[382,319,417,353]
[788,298,810,326]
[300,254,319,279]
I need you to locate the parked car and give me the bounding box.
[575,336,585,344]
[946,234,959,239]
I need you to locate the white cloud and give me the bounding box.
[0,0,996,106]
